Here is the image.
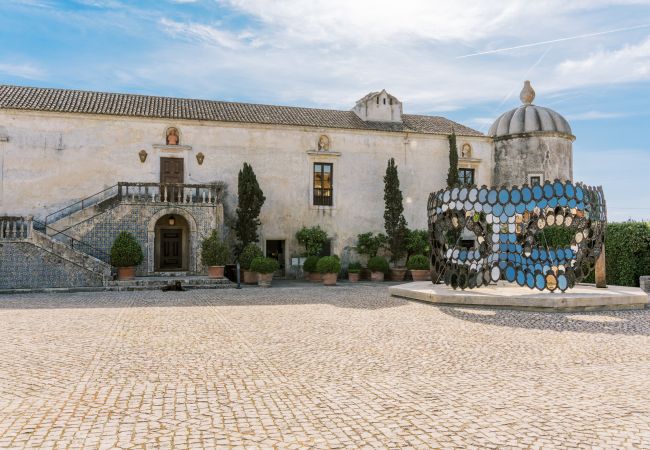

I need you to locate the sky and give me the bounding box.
[1,0,649,222]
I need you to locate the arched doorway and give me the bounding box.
[154,214,190,271]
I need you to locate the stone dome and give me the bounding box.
[488,81,573,138]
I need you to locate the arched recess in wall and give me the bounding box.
[146,207,198,273]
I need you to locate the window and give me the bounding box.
[529,174,543,185]
[313,163,333,206]
[458,168,475,186]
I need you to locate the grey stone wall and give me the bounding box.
[63,203,222,275]
[493,134,573,187]
[640,276,650,293]
[0,241,104,289]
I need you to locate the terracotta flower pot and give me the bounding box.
[117,266,136,281]
[371,271,385,282]
[243,270,258,284]
[348,272,360,282]
[309,272,322,282]
[322,272,337,286]
[390,268,407,281]
[258,272,273,287]
[207,265,224,279]
[410,269,430,281]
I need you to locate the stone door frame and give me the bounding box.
[146,207,198,274]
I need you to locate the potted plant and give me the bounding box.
[239,242,263,284]
[317,256,341,286]
[367,256,389,282]
[347,262,362,282]
[407,254,430,281]
[250,257,279,287]
[303,255,320,282]
[110,231,144,280]
[201,230,231,279]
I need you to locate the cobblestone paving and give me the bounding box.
[1,283,650,449]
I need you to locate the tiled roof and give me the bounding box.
[0,85,484,137]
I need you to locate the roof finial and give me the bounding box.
[520,80,535,105]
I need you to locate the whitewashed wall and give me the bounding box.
[0,110,493,261]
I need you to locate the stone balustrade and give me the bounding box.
[117,182,225,205]
[0,216,33,240]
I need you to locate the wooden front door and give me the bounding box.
[161,229,182,270]
[160,158,184,184]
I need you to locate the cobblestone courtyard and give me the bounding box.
[1,284,650,449]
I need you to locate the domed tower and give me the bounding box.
[489,81,575,186]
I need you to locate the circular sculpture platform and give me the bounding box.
[389,282,648,311]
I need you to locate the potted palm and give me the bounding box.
[110,232,144,280]
[367,256,389,282]
[201,230,231,279]
[317,256,341,286]
[407,254,430,281]
[347,262,362,282]
[303,255,320,282]
[250,257,279,287]
[239,243,263,284]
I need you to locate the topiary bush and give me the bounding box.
[239,242,263,270]
[296,226,329,256]
[356,232,387,258]
[605,221,650,287]
[347,262,362,273]
[110,232,144,267]
[407,254,429,270]
[368,256,389,274]
[250,257,279,274]
[534,226,573,247]
[201,230,231,266]
[316,256,341,274]
[405,229,429,258]
[303,255,319,273]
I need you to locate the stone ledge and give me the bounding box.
[389,282,648,312]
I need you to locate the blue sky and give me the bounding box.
[1,0,649,222]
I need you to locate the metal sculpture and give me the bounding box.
[427,180,606,292]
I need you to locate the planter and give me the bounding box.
[117,266,136,281]
[207,265,225,279]
[243,270,258,284]
[258,272,273,287]
[370,271,385,282]
[410,269,430,282]
[348,272,360,283]
[322,272,337,286]
[309,272,322,282]
[390,268,407,281]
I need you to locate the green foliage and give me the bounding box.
[534,226,573,247]
[110,232,144,267]
[383,158,408,262]
[605,222,650,287]
[201,230,231,266]
[405,229,429,257]
[367,256,389,274]
[356,232,387,258]
[234,162,266,248]
[238,242,263,270]
[347,262,362,273]
[296,226,329,256]
[302,255,320,273]
[446,131,459,188]
[407,254,430,270]
[316,256,341,274]
[250,257,279,274]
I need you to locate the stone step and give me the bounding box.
[105,276,234,290]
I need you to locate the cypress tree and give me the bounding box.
[383,158,408,263]
[234,162,266,248]
[446,130,460,188]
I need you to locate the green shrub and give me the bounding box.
[239,242,263,270]
[316,256,341,274]
[250,257,279,274]
[110,232,143,267]
[356,232,387,258]
[367,256,389,274]
[347,262,362,273]
[535,226,573,247]
[407,254,429,270]
[303,255,319,273]
[605,222,650,287]
[296,226,329,257]
[405,229,429,257]
[201,230,231,266]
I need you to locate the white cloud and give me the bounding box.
[566,111,627,120]
[159,18,246,49]
[0,63,46,80]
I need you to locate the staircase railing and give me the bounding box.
[32,219,111,264]
[117,182,225,205]
[45,184,119,227]
[0,216,33,240]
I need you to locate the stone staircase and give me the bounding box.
[105,276,234,291]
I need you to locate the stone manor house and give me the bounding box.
[0,82,574,289]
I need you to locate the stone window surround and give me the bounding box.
[527,172,544,185]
